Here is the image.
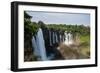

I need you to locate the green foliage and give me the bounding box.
[47,24,90,35]
[24,11,90,61]
[24,11,32,19]
[24,11,90,36]
[24,13,39,35]
[80,35,90,44]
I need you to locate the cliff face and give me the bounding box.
[24,30,33,61]
[24,12,38,61]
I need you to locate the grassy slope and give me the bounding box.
[78,35,90,58]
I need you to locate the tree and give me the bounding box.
[24,11,32,19]
[38,21,47,29]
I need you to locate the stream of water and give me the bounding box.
[32,28,73,61]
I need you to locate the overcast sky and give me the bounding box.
[26,11,90,26]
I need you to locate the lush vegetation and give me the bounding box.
[24,12,90,36]
[24,11,90,61]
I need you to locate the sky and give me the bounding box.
[26,11,90,26]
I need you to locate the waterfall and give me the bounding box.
[32,36,40,60]
[60,34,62,43]
[32,28,47,61]
[64,31,73,45]
[32,28,74,61]
[53,31,55,44]
[68,33,73,44]
[55,32,58,43]
[64,32,69,45]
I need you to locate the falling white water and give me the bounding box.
[60,34,62,42]
[53,32,55,44]
[64,31,73,45]
[35,28,47,61]
[55,32,58,43]
[64,32,69,45]
[68,33,73,44]
[32,36,40,60]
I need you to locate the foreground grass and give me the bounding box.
[79,35,90,58]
